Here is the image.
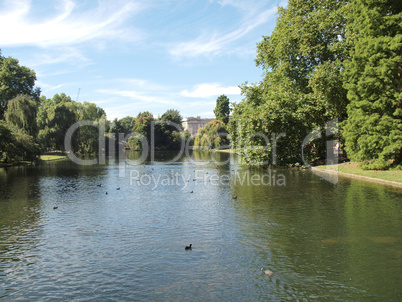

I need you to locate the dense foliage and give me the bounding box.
[0,51,40,120]
[126,110,190,151]
[229,0,348,166]
[0,50,107,162]
[37,93,106,154]
[342,0,402,169]
[193,119,229,150]
[229,0,401,169]
[214,94,230,124]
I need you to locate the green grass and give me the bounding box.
[315,162,402,183]
[40,155,67,161]
[214,149,234,153]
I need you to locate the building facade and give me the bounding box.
[182,116,215,137]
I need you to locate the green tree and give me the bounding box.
[5,94,38,137]
[74,102,106,154]
[0,121,15,162]
[194,120,229,150]
[37,94,106,153]
[154,109,184,150]
[229,0,348,166]
[131,113,154,150]
[0,51,40,119]
[37,94,77,151]
[119,116,136,134]
[342,0,402,169]
[214,95,230,124]
[0,121,40,163]
[160,109,183,127]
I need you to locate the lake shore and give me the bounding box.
[312,162,402,188]
[40,154,67,162]
[215,149,401,187]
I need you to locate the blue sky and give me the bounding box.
[1,0,285,120]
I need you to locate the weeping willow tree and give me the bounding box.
[194,120,230,150]
[5,94,38,137]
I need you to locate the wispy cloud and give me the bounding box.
[169,2,278,58]
[0,0,143,47]
[181,83,240,98]
[30,47,92,67]
[96,78,180,106]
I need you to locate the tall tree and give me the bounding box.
[229,0,348,165]
[5,94,38,137]
[194,119,229,149]
[160,109,183,128]
[0,51,40,119]
[119,116,136,134]
[37,94,77,151]
[155,109,184,150]
[342,0,402,169]
[214,94,230,124]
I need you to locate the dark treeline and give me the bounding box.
[109,109,192,152]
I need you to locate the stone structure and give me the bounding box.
[182,116,214,137]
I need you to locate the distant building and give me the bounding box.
[182,116,214,137]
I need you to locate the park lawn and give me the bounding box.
[315,162,402,183]
[40,154,67,161]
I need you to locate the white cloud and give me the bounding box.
[0,0,143,47]
[181,83,240,98]
[169,4,278,58]
[30,47,92,67]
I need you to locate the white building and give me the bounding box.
[182,116,214,137]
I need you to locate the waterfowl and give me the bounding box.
[97,184,102,187]
[261,267,273,276]
[106,192,108,195]
[185,244,192,250]
[116,187,120,190]
[53,206,58,210]
[233,196,238,199]
[190,191,194,193]
[266,221,272,226]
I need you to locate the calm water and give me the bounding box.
[0,151,401,301]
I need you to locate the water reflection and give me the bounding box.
[0,153,401,300]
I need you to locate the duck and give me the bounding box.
[97,184,102,187]
[116,187,120,190]
[53,206,58,210]
[261,267,274,276]
[190,191,194,193]
[185,244,192,250]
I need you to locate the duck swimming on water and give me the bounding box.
[261,267,274,276]
[185,244,192,250]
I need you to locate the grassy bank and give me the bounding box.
[314,162,402,183]
[40,154,67,162]
[214,149,234,153]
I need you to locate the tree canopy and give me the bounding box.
[0,51,40,119]
[194,119,229,150]
[214,95,230,124]
[341,0,402,169]
[229,0,349,166]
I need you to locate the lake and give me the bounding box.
[0,151,401,301]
